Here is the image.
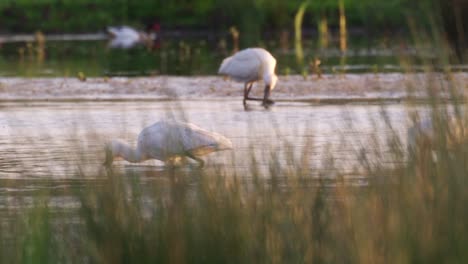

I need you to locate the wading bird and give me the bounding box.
[107,25,159,49]
[218,48,278,108]
[104,120,232,168]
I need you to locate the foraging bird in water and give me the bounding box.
[218,48,278,108]
[104,120,233,168]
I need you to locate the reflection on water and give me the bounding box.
[1,35,464,77]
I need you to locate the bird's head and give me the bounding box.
[263,73,278,90]
[265,74,278,90]
[103,139,124,166]
[103,142,115,167]
[271,74,278,90]
[141,21,161,50]
[149,22,160,33]
[145,21,160,38]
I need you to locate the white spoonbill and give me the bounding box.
[107,25,158,49]
[104,120,233,167]
[218,48,278,107]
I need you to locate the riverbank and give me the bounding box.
[0,73,466,102]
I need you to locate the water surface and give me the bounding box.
[0,100,418,179]
[2,35,461,77]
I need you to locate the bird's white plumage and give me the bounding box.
[107,26,140,40]
[137,120,232,160]
[107,25,157,49]
[219,50,261,82]
[218,48,277,88]
[107,26,141,49]
[107,120,232,165]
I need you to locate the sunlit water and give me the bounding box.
[0,34,447,213]
[0,99,449,217]
[1,100,424,180]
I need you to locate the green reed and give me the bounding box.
[1,7,467,263]
[2,91,465,263]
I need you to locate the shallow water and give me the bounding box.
[0,100,419,179]
[0,99,440,215]
[2,36,464,77]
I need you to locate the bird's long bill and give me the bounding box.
[103,146,114,166]
[263,84,272,105]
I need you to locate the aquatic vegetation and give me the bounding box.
[1,86,467,263]
[0,1,466,263]
[0,78,466,263]
[294,1,308,68]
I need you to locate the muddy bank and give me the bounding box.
[0,73,466,102]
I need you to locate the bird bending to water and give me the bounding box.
[218,48,278,107]
[104,120,233,167]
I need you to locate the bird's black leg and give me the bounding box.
[186,152,205,168]
[243,82,253,105]
[244,82,273,106]
[262,85,274,107]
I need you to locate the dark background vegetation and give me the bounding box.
[0,1,467,263]
[0,1,463,35]
[1,0,466,60]
[0,0,465,59]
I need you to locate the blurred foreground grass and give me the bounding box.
[0,91,466,263]
[0,14,467,264]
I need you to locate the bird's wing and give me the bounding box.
[107,27,141,48]
[120,27,140,39]
[108,38,137,49]
[218,50,261,82]
[137,123,187,160]
[107,26,139,40]
[174,122,232,156]
[137,121,232,160]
